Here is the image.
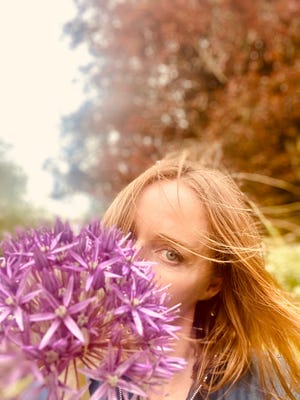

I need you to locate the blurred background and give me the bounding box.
[0,0,299,297]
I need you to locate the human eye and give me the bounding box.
[160,248,184,264]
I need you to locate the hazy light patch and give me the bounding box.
[0,0,92,219]
[43,193,93,221]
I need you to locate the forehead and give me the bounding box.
[134,180,208,246]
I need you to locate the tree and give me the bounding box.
[0,140,34,236]
[0,141,26,202]
[52,0,300,235]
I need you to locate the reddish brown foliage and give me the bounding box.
[59,0,300,234]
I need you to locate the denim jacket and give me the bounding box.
[89,367,300,400]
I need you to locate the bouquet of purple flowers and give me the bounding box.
[0,220,184,400]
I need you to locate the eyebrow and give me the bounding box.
[132,222,204,254]
[155,233,196,252]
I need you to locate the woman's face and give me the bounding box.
[134,179,221,319]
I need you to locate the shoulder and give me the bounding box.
[209,369,266,400]
[207,363,300,400]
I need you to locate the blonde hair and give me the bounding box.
[103,154,300,399]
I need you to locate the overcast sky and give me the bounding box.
[0,0,92,219]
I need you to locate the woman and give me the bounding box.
[99,154,300,399]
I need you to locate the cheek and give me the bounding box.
[153,266,210,308]
[168,284,196,307]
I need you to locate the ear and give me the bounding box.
[202,277,223,300]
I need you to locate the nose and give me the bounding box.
[135,238,153,261]
[135,239,146,258]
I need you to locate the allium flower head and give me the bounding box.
[0,220,185,399]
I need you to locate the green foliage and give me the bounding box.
[0,140,41,238]
[0,207,42,241]
[0,141,27,206]
[266,240,300,299]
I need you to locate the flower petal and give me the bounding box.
[69,297,95,314]
[21,289,42,304]
[69,251,88,268]
[63,275,74,307]
[0,308,11,323]
[14,306,24,331]
[39,319,60,349]
[63,315,85,343]
[132,309,143,336]
[85,274,93,291]
[30,312,54,322]
[140,307,164,319]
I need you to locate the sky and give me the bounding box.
[0,0,92,219]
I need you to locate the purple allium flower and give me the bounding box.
[0,220,185,399]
